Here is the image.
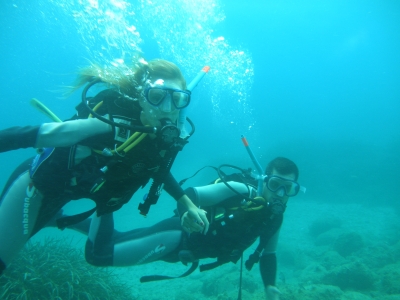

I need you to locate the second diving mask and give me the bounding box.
[264,176,301,197]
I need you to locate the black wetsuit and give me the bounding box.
[85,181,283,287]
[0,89,185,274]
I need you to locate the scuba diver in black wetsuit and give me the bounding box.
[71,156,303,300]
[0,58,210,276]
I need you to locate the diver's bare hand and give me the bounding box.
[177,194,209,234]
[181,209,209,234]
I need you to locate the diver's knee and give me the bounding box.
[84,239,113,266]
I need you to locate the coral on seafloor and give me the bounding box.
[0,238,134,300]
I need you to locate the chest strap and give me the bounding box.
[138,138,188,216]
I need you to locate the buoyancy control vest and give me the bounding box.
[140,180,283,283]
[30,89,186,218]
[187,189,283,271]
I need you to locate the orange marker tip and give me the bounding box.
[202,66,211,73]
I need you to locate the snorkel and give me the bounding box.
[241,135,286,215]
[241,135,264,197]
[178,66,210,137]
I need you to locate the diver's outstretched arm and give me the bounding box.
[0,126,40,153]
[0,118,111,153]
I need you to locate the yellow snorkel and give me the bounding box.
[30,98,62,123]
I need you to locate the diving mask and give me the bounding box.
[264,176,304,197]
[144,86,191,110]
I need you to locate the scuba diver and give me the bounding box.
[66,156,303,300]
[0,58,210,276]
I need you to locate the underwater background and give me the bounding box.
[0,0,399,299]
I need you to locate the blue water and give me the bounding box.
[0,0,399,298]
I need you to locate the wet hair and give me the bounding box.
[140,59,187,89]
[265,157,299,181]
[65,57,186,100]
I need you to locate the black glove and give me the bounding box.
[245,252,260,271]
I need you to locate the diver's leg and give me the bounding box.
[85,214,183,266]
[0,172,43,274]
[113,217,182,266]
[85,213,115,266]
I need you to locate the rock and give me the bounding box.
[309,217,342,238]
[333,232,364,257]
[378,263,400,295]
[323,261,375,290]
[299,263,328,284]
[314,228,346,247]
[319,250,347,271]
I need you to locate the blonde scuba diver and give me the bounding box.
[0,58,210,276]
